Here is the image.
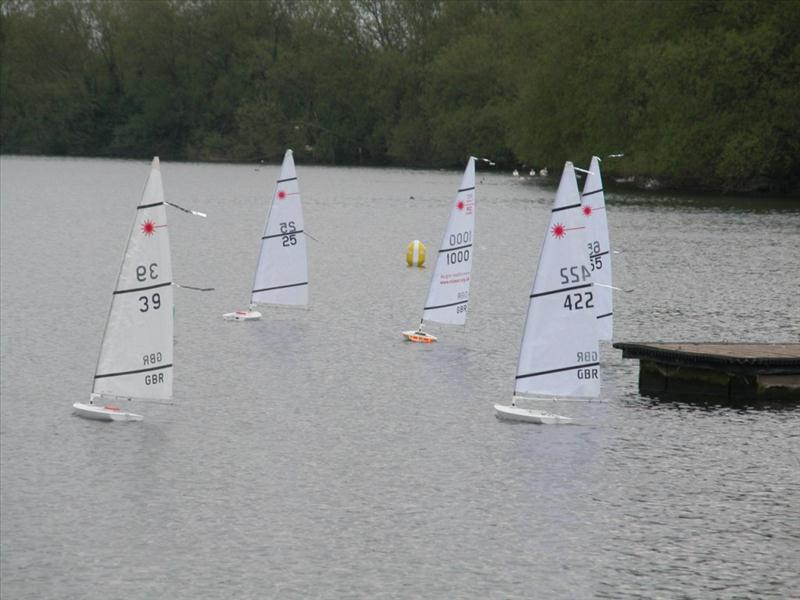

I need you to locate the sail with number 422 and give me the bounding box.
[515,161,601,399]
[74,157,173,421]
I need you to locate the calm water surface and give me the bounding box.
[1,156,799,599]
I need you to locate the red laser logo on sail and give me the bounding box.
[551,223,566,238]
[583,205,592,216]
[277,190,287,200]
[141,220,156,236]
[457,200,465,211]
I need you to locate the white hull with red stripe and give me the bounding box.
[73,401,143,422]
[77,157,173,422]
[222,310,262,321]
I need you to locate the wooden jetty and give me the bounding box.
[613,342,800,404]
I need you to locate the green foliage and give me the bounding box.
[1,0,797,192]
[1,0,100,154]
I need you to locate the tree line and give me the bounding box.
[2,0,798,193]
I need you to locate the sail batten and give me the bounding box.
[552,202,582,213]
[516,361,600,380]
[424,299,468,311]
[262,229,304,241]
[113,281,172,295]
[95,363,172,379]
[252,281,308,293]
[438,243,472,253]
[531,282,592,298]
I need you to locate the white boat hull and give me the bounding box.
[73,402,143,422]
[402,330,437,343]
[493,403,573,425]
[223,310,262,321]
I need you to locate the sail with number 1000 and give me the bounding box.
[495,162,600,424]
[223,149,308,321]
[402,157,476,343]
[73,157,173,421]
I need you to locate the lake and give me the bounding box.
[1,155,798,599]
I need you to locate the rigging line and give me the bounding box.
[573,167,596,175]
[164,201,207,218]
[594,283,633,292]
[173,283,215,292]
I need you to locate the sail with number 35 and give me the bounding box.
[581,155,613,340]
[74,157,173,421]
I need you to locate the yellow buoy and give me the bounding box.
[406,240,426,267]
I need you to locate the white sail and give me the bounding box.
[515,162,600,398]
[251,149,308,306]
[581,155,613,340]
[92,157,173,400]
[422,157,476,325]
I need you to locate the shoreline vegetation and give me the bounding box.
[1,0,798,195]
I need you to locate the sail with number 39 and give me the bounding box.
[73,157,173,421]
